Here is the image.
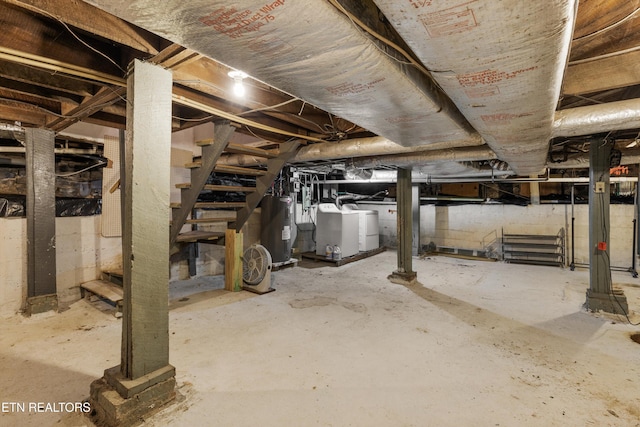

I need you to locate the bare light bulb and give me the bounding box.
[233,77,245,97]
[228,70,248,98]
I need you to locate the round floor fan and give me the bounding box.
[242,244,274,294]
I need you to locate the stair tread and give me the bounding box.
[186,217,235,224]
[81,280,123,302]
[194,202,246,208]
[176,183,256,192]
[172,201,246,209]
[176,230,225,243]
[102,269,123,277]
[195,138,214,146]
[184,162,266,176]
[214,164,267,176]
[225,143,278,158]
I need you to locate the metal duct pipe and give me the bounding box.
[335,190,387,208]
[294,136,483,163]
[346,169,429,181]
[340,167,510,182]
[549,147,640,169]
[215,135,484,166]
[88,0,477,147]
[552,99,640,138]
[352,146,497,169]
[372,0,578,175]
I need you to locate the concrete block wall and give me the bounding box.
[357,202,636,269]
[0,123,251,316]
[0,218,26,317]
[0,216,122,317]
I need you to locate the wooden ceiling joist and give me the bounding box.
[4,0,162,55]
[563,49,640,96]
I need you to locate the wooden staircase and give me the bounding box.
[170,120,301,245]
[80,121,301,311]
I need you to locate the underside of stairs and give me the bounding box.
[170,120,301,247]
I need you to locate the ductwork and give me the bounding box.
[215,135,484,167]
[553,99,640,138]
[344,164,511,181]
[372,0,578,175]
[86,0,477,147]
[549,147,640,169]
[352,146,497,169]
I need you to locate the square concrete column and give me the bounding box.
[412,184,420,256]
[389,168,417,284]
[24,128,58,315]
[586,139,628,314]
[90,60,175,426]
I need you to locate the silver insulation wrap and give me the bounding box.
[86,0,477,147]
[553,99,640,138]
[372,0,578,174]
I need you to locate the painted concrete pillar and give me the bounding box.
[636,165,640,256]
[412,184,420,256]
[90,59,175,426]
[389,167,417,283]
[24,128,57,315]
[529,177,540,205]
[586,139,628,314]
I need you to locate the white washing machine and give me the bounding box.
[315,203,359,258]
[342,204,379,251]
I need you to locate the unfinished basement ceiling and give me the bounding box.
[0,0,640,178]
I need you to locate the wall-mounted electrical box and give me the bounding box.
[595,182,605,193]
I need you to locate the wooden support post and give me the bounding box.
[24,128,58,315]
[90,59,175,427]
[389,167,417,284]
[225,229,243,292]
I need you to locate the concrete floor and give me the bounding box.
[2,250,640,426]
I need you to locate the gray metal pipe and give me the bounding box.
[549,147,640,168]
[553,98,640,138]
[352,145,497,168]
[215,135,484,166]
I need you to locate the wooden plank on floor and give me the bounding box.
[81,279,123,303]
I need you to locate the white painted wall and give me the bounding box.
[0,122,264,315]
[357,202,636,269]
[0,216,122,317]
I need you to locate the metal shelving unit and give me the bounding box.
[502,228,565,267]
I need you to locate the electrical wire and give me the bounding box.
[479,182,528,200]
[25,4,126,74]
[237,98,301,116]
[327,0,430,75]
[172,115,215,122]
[568,45,640,66]
[55,161,107,177]
[573,7,640,42]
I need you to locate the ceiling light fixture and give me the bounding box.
[228,70,248,97]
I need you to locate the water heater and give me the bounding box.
[260,195,293,263]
